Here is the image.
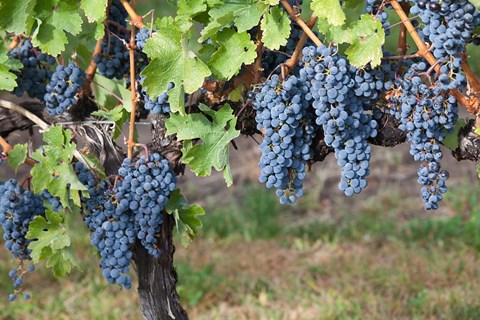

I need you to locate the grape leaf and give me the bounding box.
[344,14,385,67]
[142,17,211,115]
[166,189,205,248]
[80,0,108,23]
[0,0,36,34]
[165,104,240,186]
[7,143,27,173]
[208,29,257,80]
[26,209,78,277]
[199,0,267,42]
[261,6,291,50]
[31,0,83,56]
[0,64,18,91]
[30,126,87,208]
[311,0,346,27]
[177,0,207,19]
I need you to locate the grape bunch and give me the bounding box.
[117,153,177,257]
[386,62,459,209]
[43,62,85,116]
[411,0,480,59]
[253,74,314,204]
[77,163,137,289]
[300,45,378,196]
[106,0,129,33]
[140,77,173,115]
[8,39,55,100]
[0,179,45,260]
[136,28,155,51]
[94,36,130,80]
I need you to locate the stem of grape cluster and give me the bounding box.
[0,136,36,166]
[284,14,318,71]
[86,38,103,79]
[280,0,322,46]
[7,35,21,51]
[254,24,264,83]
[127,0,138,160]
[390,0,476,114]
[119,0,145,28]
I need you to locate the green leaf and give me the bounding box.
[444,119,467,151]
[26,210,78,277]
[344,14,385,67]
[0,0,36,34]
[7,144,27,172]
[31,0,83,56]
[477,163,480,179]
[177,0,207,19]
[165,104,240,186]
[261,6,291,50]
[142,17,211,114]
[470,0,480,11]
[199,0,267,42]
[208,29,256,80]
[30,127,86,208]
[81,152,107,180]
[166,189,205,247]
[311,0,346,27]
[80,0,107,23]
[0,64,18,91]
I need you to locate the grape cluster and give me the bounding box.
[107,0,129,33]
[43,62,85,116]
[0,179,45,260]
[77,163,136,289]
[387,62,458,209]
[7,265,35,302]
[253,74,314,204]
[411,0,480,59]
[94,36,130,80]
[117,154,177,257]
[140,77,173,115]
[76,153,176,286]
[8,39,55,100]
[136,28,155,51]
[300,45,378,196]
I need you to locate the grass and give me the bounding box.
[1,183,480,319]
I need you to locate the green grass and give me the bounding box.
[2,183,480,319]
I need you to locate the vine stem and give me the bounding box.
[390,0,475,114]
[461,54,480,94]
[397,2,410,56]
[119,0,145,28]
[0,134,36,166]
[7,35,21,51]
[85,38,103,80]
[254,23,264,83]
[0,99,88,166]
[280,0,322,46]
[284,14,318,71]
[127,0,138,160]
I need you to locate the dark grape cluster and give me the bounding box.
[253,74,314,204]
[300,45,378,197]
[43,62,85,116]
[8,39,55,100]
[135,28,155,51]
[94,36,130,80]
[117,153,176,257]
[140,76,173,115]
[76,153,176,287]
[411,0,480,59]
[106,0,129,33]
[387,62,458,209]
[0,179,45,260]
[77,163,136,289]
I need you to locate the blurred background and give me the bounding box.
[2,0,480,319]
